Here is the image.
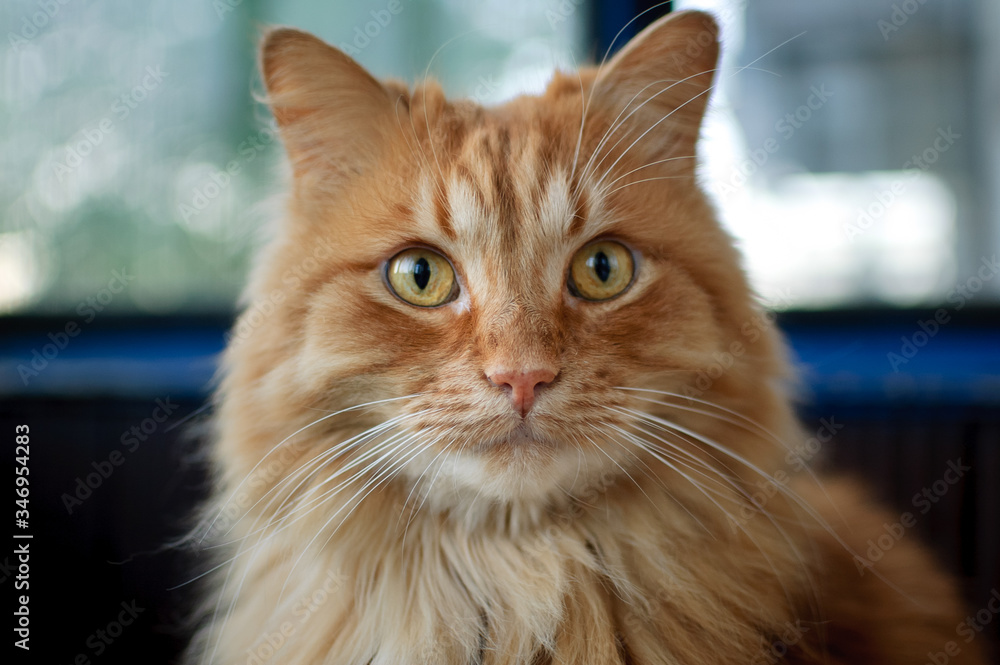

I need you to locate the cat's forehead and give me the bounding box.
[409,116,608,257]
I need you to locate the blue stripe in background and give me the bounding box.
[1,314,997,405]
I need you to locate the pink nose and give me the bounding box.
[486,368,558,417]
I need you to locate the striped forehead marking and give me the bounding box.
[409,118,613,257]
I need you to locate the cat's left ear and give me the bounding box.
[593,10,719,148]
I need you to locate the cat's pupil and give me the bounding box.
[413,257,431,290]
[593,251,611,282]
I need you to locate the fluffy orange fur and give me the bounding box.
[186,12,985,664]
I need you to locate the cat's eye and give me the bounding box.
[568,240,635,301]
[386,248,457,307]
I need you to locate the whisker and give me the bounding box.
[199,394,420,542]
[592,70,719,192]
[220,414,416,539]
[617,387,784,443]
[599,155,696,191]
[187,409,442,664]
[582,430,660,513]
[418,30,476,185]
[248,415,444,544]
[605,432,716,537]
[280,432,436,599]
[604,173,697,197]
[614,387,838,509]
[191,419,436,663]
[606,418,810,609]
[603,422,737,501]
[587,30,808,201]
[610,405,911,597]
[226,428,416,547]
[613,405,788,489]
[398,433,455,543]
[583,74,703,189]
[577,0,676,183]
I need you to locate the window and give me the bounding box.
[0,0,585,314]
[679,0,1000,308]
[3,0,997,314]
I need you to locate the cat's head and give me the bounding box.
[221,11,793,511]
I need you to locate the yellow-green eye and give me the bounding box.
[569,240,634,301]
[386,248,457,307]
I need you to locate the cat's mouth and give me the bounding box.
[505,422,542,444]
[484,420,559,451]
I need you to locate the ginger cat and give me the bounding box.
[186,11,985,665]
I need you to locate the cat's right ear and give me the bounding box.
[260,28,396,185]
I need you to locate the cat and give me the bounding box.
[185,10,986,664]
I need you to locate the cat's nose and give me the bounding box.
[486,367,558,418]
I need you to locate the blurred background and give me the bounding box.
[0,0,997,663]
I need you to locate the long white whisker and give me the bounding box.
[604,173,696,196]
[615,387,837,507]
[398,433,455,544]
[253,416,445,544]
[604,422,737,500]
[610,405,912,597]
[595,429,715,536]
[599,155,696,190]
[584,74,702,188]
[594,71,718,191]
[578,0,676,182]
[613,405,785,487]
[261,410,444,522]
[607,420,809,609]
[195,419,433,664]
[227,427,420,547]
[279,432,436,599]
[221,413,416,539]
[200,394,420,542]
[588,30,808,201]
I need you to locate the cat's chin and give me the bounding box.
[401,423,628,511]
